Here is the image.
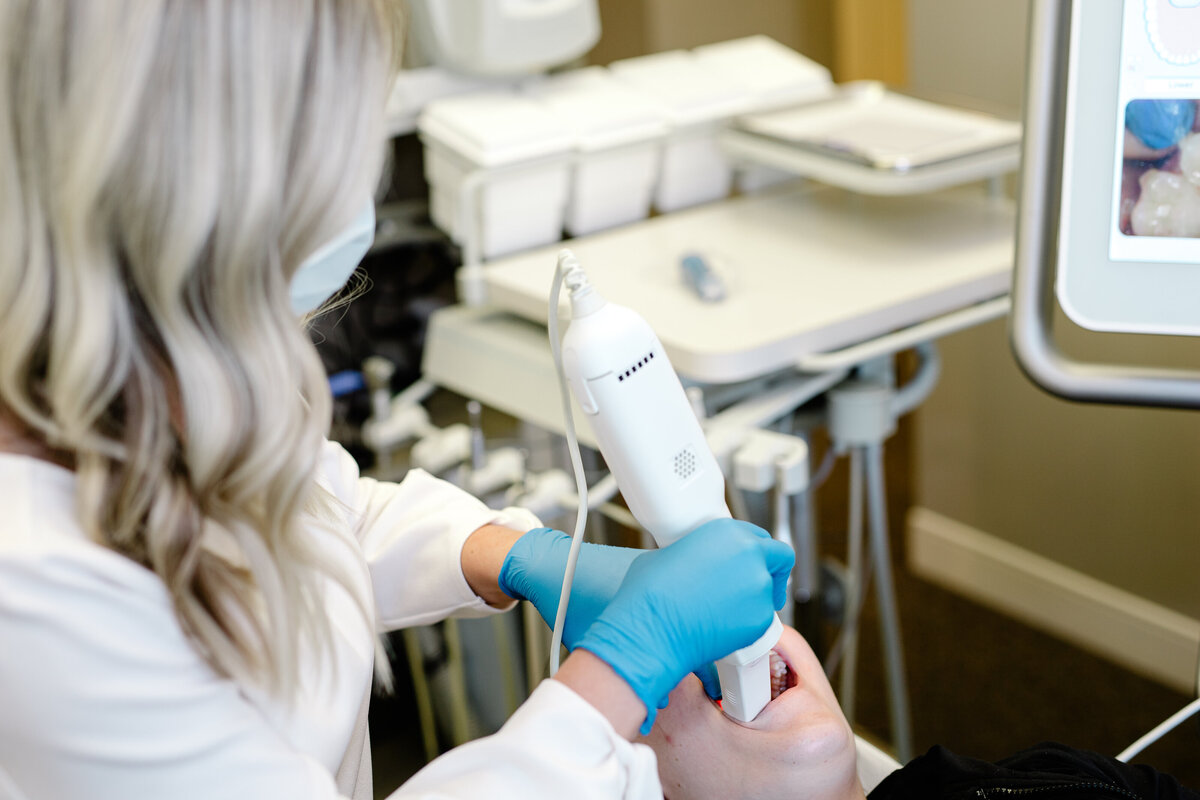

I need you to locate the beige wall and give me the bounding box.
[589,0,906,84]
[588,0,907,82]
[907,0,1029,115]
[907,0,1200,618]
[590,0,813,65]
[402,0,831,73]
[917,319,1200,617]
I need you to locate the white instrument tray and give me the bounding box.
[476,183,1015,384]
[722,82,1022,195]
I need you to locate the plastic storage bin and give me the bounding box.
[693,36,833,110]
[527,67,668,236]
[419,90,574,260]
[693,36,834,191]
[608,51,746,212]
[386,67,509,137]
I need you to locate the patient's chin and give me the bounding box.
[644,627,863,800]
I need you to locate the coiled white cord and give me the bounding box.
[545,250,592,676]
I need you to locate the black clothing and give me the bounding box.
[869,742,1200,800]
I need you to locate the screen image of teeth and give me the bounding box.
[1119,98,1200,238]
[1110,1,1200,262]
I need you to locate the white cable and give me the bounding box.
[555,473,621,513]
[545,254,592,676]
[1116,696,1200,763]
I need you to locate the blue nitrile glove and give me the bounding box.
[498,528,641,650]
[694,662,722,701]
[575,519,794,734]
[1126,99,1196,150]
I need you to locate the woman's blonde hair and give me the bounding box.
[0,1,402,696]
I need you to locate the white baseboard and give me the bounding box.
[907,506,1200,695]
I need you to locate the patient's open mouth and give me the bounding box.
[769,649,795,701]
[1132,134,1200,237]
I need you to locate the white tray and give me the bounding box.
[723,82,1021,195]
[475,183,1015,384]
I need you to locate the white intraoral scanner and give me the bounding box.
[553,249,781,724]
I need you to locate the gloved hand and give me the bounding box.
[574,518,794,734]
[1126,99,1196,151]
[498,527,641,650]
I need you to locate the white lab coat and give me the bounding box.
[0,443,662,799]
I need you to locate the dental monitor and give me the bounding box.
[1056,0,1200,335]
[1013,0,1200,408]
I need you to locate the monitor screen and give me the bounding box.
[1110,0,1200,264]
[1056,0,1200,335]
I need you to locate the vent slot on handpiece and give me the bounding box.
[616,350,656,382]
[674,446,697,480]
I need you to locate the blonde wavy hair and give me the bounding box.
[0,1,402,697]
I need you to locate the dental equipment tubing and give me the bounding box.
[548,249,783,724]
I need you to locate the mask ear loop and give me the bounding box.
[289,200,376,315]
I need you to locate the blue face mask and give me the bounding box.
[289,201,376,315]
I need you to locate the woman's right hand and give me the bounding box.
[573,519,793,734]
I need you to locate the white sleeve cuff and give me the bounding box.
[396,681,662,799]
[320,439,545,630]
